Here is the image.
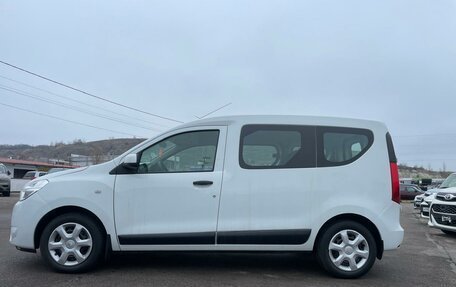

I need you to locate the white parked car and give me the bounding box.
[415,188,440,210]
[22,171,48,180]
[10,116,404,278]
[428,174,456,235]
[420,195,435,218]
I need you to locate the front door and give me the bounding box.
[114,126,226,249]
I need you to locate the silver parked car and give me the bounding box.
[0,163,11,197]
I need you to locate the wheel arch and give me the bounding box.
[34,206,108,249]
[313,213,384,259]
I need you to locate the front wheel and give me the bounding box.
[39,213,105,273]
[316,221,377,279]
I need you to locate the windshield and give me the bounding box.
[23,171,36,179]
[0,165,6,174]
[440,174,456,189]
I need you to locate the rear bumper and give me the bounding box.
[379,203,404,250]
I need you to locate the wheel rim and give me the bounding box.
[328,229,369,272]
[48,222,93,266]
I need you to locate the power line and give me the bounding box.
[197,102,232,119]
[0,60,184,123]
[0,84,162,132]
[0,101,138,137]
[399,159,456,162]
[0,74,170,128]
[395,133,456,138]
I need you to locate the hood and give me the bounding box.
[436,187,456,194]
[39,166,89,180]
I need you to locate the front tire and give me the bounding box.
[39,213,104,273]
[316,221,377,279]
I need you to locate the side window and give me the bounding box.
[138,130,219,173]
[239,125,316,169]
[317,127,373,167]
[406,187,415,192]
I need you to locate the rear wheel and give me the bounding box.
[441,229,456,236]
[39,213,104,273]
[316,221,377,278]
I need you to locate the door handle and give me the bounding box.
[193,180,213,186]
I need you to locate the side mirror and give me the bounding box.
[121,154,139,170]
[7,170,11,176]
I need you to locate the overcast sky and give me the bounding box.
[0,0,455,170]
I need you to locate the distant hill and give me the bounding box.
[0,138,146,163]
[398,164,451,180]
[0,139,453,180]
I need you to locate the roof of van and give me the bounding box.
[175,115,387,131]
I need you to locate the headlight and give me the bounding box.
[20,179,48,201]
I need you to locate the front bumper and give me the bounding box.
[420,202,430,218]
[428,202,456,232]
[0,181,10,191]
[10,193,47,250]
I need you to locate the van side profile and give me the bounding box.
[10,116,403,278]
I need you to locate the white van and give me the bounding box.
[10,116,403,278]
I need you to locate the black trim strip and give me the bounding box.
[118,232,215,245]
[118,229,312,245]
[217,229,311,245]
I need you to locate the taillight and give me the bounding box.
[386,132,400,204]
[390,162,400,204]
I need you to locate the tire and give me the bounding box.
[441,229,456,236]
[39,213,105,273]
[316,220,377,279]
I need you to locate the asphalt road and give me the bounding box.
[1,194,455,287]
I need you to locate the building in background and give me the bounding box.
[0,157,75,179]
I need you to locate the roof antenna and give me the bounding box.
[195,102,232,119]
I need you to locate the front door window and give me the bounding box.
[138,130,219,173]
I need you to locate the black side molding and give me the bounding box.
[118,232,215,245]
[118,229,312,245]
[217,229,311,245]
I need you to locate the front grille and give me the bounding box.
[432,204,456,215]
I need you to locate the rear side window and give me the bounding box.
[386,132,397,163]
[317,127,373,167]
[239,125,316,169]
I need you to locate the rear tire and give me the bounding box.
[316,220,377,279]
[441,229,456,236]
[39,213,105,273]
